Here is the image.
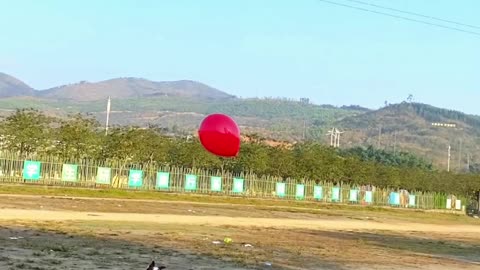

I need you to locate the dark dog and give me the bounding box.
[146,261,166,270]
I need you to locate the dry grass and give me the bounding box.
[3,219,480,270]
[1,187,480,269]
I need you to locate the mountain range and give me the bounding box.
[0,72,233,101]
[0,72,478,171]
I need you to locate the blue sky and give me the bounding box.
[1,0,479,113]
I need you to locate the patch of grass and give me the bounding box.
[43,259,62,265]
[32,252,43,257]
[30,266,48,270]
[0,256,10,262]
[376,236,480,261]
[42,244,70,253]
[0,184,423,211]
[0,184,305,209]
[86,249,102,256]
[0,184,477,225]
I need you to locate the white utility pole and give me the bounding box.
[458,139,463,171]
[334,128,344,148]
[447,145,451,172]
[105,96,111,136]
[467,153,470,172]
[326,128,343,148]
[378,126,382,148]
[431,122,458,172]
[393,131,397,155]
[302,119,307,141]
[326,128,336,147]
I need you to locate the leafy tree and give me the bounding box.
[230,141,269,175]
[53,114,102,159]
[265,146,296,178]
[102,127,172,164]
[167,138,222,169]
[0,108,53,156]
[339,146,433,170]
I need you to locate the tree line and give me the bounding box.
[1,109,479,200]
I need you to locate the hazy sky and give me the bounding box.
[1,0,479,113]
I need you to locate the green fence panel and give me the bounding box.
[23,160,41,181]
[332,187,341,202]
[185,174,197,191]
[61,164,78,182]
[408,195,416,207]
[296,184,305,200]
[233,178,244,193]
[211,176,222,192]
[314,186,323,200]
[276,182,286,197]
[128,170,143,188]
[96,167,111,184]
[349,189,358,202]
[365,191,373,204]
[156,172,170,189]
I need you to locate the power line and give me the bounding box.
[345,0,480,30]
[316,0,480,37]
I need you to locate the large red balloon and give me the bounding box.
[198,114,240,157]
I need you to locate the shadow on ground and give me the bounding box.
[303,229,480,265]
[0,226,261,270]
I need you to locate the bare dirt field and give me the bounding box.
[0,192,480,270]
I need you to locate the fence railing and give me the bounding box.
[0,151,466,211]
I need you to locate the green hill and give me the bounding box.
[336,102,480,171]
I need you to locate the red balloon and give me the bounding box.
[198,114,240,157]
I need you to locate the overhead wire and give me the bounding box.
[344,0,480,30]
[316,0,480,37]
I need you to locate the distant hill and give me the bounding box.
[38,78,235,101]
[0,73,234,101]
[0,72,35,97]
[336,102,480,170]
[338,103,480,131]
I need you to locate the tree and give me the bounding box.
[169,138,222,169]
[0,109,53,156]
[231,142,269,175]
[407,94,414,103]
[54,114,102,159]
[265,146,295,178]
[102,126,174,164]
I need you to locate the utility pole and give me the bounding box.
[326,128,336,147]
[458,139,463,171]
[105,96,111,136]
[447,145,451,172]
[467,153,470,172]
[393,131,397,155]
[331,128,335,146]
[302,119,306,141]
[378,126,382,148]
[335,128,344,148]
[326,128,343,148]
[432,122,462,172]
[336,129,340,147]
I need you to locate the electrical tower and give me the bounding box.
[326,128,344,148]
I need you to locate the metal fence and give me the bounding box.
[0,151,466,211]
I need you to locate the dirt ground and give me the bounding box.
[0,194,480,270]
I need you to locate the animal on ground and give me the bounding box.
[146,261,166,270]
